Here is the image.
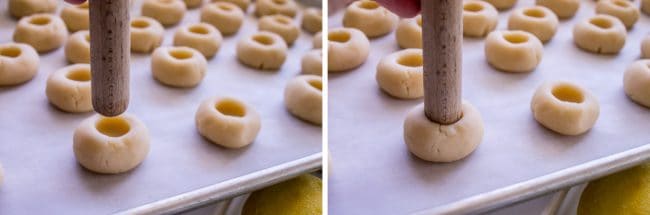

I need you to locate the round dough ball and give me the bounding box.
[151,46,207,87]
[342,0,398,38]
[195,96,261,148]
[211,0,250,11]
[302,7,322,33]
[236,31,288,70]
[328,27,370,72]
[8,0,57,18]
[254,0,298,17]
[301,49,322,76]
[173,23,223,58]
[184,0,202,8]
[46,64,92,113]
[201,1,245,35]
[313,31,322,49]
[395,15,422,48]
[623,60,650,108]
[596,0,640,29]
[531,81,599,135]
[13,14,68,53]
[259,14,300,46]
[507,6,558,43]
[376,48,423,99]
[463,1,498,38]
[485,30,543,73]
[404,101,484,162]
[0,43,39,86]
[573,15,626,54]
[64,30,90,64]
[60,2,89,32]
[130,16,165,53]
[642,35,650,59]
[536,0,580,19]
[284,75,322,125]
[74,114,150,174]
[643,0,650,15]
[482,0,518,10]
[141,0,187,27]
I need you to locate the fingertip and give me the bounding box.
[376,0,421,18]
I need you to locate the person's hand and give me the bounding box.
[65,0,86,4]
[375,0,421,18]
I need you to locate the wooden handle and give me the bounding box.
[421,0,463,125]
[90,0,130,116]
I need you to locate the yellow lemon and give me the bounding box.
[242,174,322,215]
[578,163,650,215]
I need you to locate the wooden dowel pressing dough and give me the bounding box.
[90,0,130,116]
[422,0,462,125]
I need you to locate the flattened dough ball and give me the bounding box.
[395,15,422,48]
[74,114,150,174]
[284,75,322,125]
[212,0,250,11]
[328,27,370,72]
[596,0,640,29]
[254,0,298,17]
[130,16,165,53]
[141,0,187,26]
[485,30,543,73]
[201,2,245,35]
[60,2,89,32]
[46,64,92,112]
[151,46,207,87]
[376,48,423,99]
[643,35,650,59]
[573,15,626,54]
[8,0,57,18]
[624,60,650,108]
[236,31,288,70]
[173,22,223,58]
[482,0,517,10]
[13,14,68,53]
[302,49,322,76]
[404,101,484,162]
[463,1,498,38]
[64,30,90,64]
[0,43,39,86]
[536,0,580,19]
[531,81,599,135]
[302,7,322,33]
[195,97,261,148]
[508,6,559,43]
[259,14,300,45]
[342,0,398,38]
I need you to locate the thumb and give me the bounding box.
[375,0,421,18]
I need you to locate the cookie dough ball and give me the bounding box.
[376,48,423,99]
[301,49,322,76]
[343,0,398,38]
[482,0,517,10]
[573,15,626,54]
[536,0,580,19]
[643,0,650,15]
[201,2,244,35]
[328,27,370,72]
[254,0,298,17]
[60,2,89,32]
[302,7,322,33]
[395,15,422,48]
[485,30,543,73]
[463,1,498,38]
[643,35,650,59]
[531,81,599,135]
[195,97,261,148]
[46,64,92,112]
[596,0,640,29]
[284,75,322,125]
[173,23,222,58]
[130,17,165,53]
[624,60,650,108]
[313,31,322,49]
[151,46,207,87]
[74,114,150,174]
[404,101,484,162]
[212,0,250,11]
[64,30,90,64]
[141,0,187,26]
[0,43,39,86]
[13,14,68,53]
[508,6,558,43]
[8,0,57,18]
[236,31,288,70]
[184,0,202,9]
[259,14,300,45]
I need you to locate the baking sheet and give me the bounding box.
[328,0,650,214]
[0,1,321,214]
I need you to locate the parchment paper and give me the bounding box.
[0,1,321,214]
[328,1,650,214]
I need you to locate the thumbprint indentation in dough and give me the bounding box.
[253,35,275,45]
[613,0,630,8]
[189,25,209,35]
[0,47,21,58]
[158,0,174,3]
[131,20,150,28]
[589,17,613,29]
[552,84,584,103]
[217,4,234,11]
[272,0,287,5]
[308,79,322,91]
[524,8,546,18]
[30,16,51,25]
[503,32,529,44]
[215,99,246,117]
[359,1,379,10]
[66,68,91,82]
[464,2,484,12]
[274,16,291,25]
[397,53,423,67]
[328,31,351,43]
[96,117,131,137]
[169,49,194,59]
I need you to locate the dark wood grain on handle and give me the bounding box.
[90,0,130,116]
[422,0,462,125]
